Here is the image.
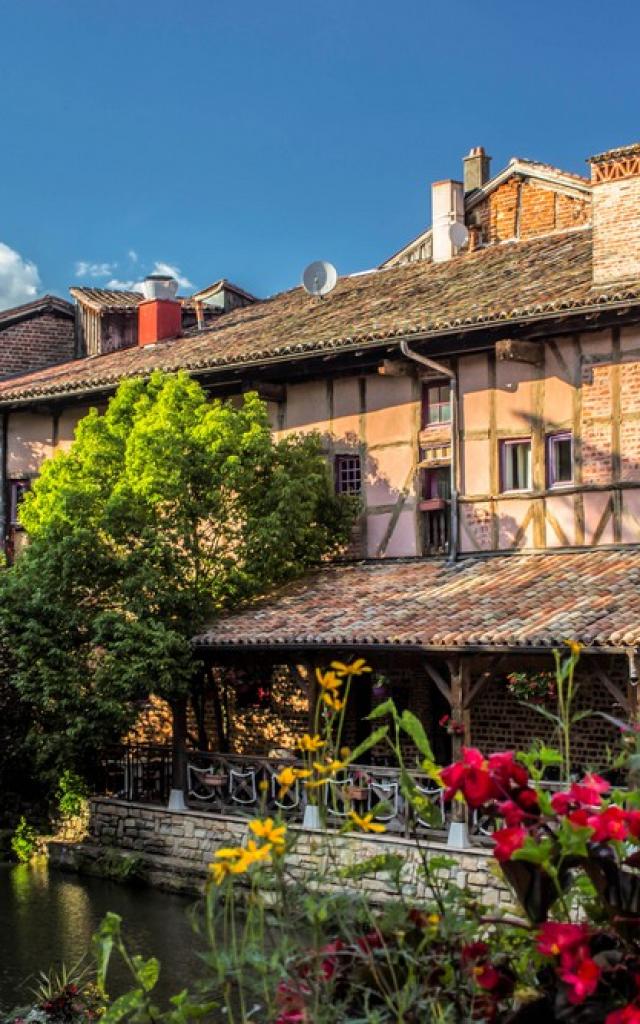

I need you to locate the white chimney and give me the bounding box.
[432,179,465,263]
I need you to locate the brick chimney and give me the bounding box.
[138,275,182,346]
[590,143,640,287]
[463,146,491,194]
[432,179,465,263]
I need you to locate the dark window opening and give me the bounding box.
[9,479,30,528]
[334,454,362,495]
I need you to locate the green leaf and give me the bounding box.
[366,699,397,721]
[131,954,160,992]
[399,709,434,760]
[100,989,146,1023]
[338,853,404,880]
[557,818,592,858]
[512,836,555,867]
[349,725,389,763]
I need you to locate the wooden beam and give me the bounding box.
[593,662,629,714]
[424,661,452,705]
[464,655,506,710]
[242,380,286,402]
[495,338,543,366]
[377,359,415,377]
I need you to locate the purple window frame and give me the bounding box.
[547,431,573,488]
[500,438,532,493]
[334,454,362,495]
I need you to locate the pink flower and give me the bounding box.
[587,805,629,843]
[560,956,601,1005]
[492,825,526,863]
[606,1005,640,1024]
[536,922,590,959]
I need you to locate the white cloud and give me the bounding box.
[128,249,138,264]
[151,261,193,290]
[106,277,142,291]
[0,242,40,311]
[75,260,117,278]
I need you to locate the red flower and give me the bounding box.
[318,939,344,980]
[441,747,499,808]
[488,751,529,790]
[570,775,610,807]
[606,1005,640,1024]
[551,791,573,814]
[475,963,503,991]
[462,941,490,962]
[587,805,629,843]
[560,956,601,1005]
[515,787,539,813]
[536,922,590,959]
[439,714,450,727]
[627,811,640,839]
[497,799,526,826]
[492,825,526,863]
[566,808,590,827]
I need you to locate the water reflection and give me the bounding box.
[0,862,205,1011]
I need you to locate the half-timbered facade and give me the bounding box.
[4,139,640,827]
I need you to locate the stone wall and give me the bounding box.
[82,797,511,907]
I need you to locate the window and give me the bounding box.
[548,432,573,487]
[423,466,451,501]
[334,454,361,495]
[9,479,30,527]
[423,383,451,427]
[500,439,532,492]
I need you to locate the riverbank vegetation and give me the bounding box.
[6,649,640,1022]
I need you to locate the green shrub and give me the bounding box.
[10,815,37,862]
[56,769,88,820]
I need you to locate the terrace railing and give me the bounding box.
[99,745,492,842]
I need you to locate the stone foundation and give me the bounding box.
[67,798,512,907]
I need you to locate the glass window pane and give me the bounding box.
[502,441,531,491]
[555,437,572,483]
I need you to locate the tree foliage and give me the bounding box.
[0,371,355,779]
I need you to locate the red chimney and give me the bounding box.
[138,275,181,346]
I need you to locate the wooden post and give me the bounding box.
[446,657,470,847]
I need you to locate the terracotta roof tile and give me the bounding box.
[2,227,640,406]
[194,548,640,652]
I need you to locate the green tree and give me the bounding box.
[0,371,355,790]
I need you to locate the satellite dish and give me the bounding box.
[449,222,469,249]
[302,261,338,297]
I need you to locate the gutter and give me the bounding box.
[399,341,459,562]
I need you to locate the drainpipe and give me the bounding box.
[400,341,459,562]
[0,412,7,557]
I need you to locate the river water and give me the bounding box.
[0,861,208,1012]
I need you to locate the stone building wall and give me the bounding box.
[81,797,511,906]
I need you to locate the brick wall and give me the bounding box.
[0,311,75,378]
[471,663,623,770]
[473,179,589,245]
[592,174,640,286]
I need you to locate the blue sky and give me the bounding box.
[0,0,639,309]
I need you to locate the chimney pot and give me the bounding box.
[431,180,465,263]
[463,146,492,194]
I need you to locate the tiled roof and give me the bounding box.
[590,142,640,163]
[2,227,640,406]
[69,287,143,312]
[0,294,74,329]
[191,278,258,303]
[194,547,640,652]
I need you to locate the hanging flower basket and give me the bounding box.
[505,670,557,705]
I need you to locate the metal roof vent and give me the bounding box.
[141,274,179,301]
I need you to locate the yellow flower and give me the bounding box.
[331,658,372,678]
[312,759,345,775]
[348,810,386,834]
[249,817,286,851]
[565,639,582,657]
[315,668,343,692]
[258,779,269,794]
[321,692,345,712]
[234,839,272,872]
[276,765,310,798]
[297,734,325,753]
[428,913,440,926]
[210,859,234,885]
